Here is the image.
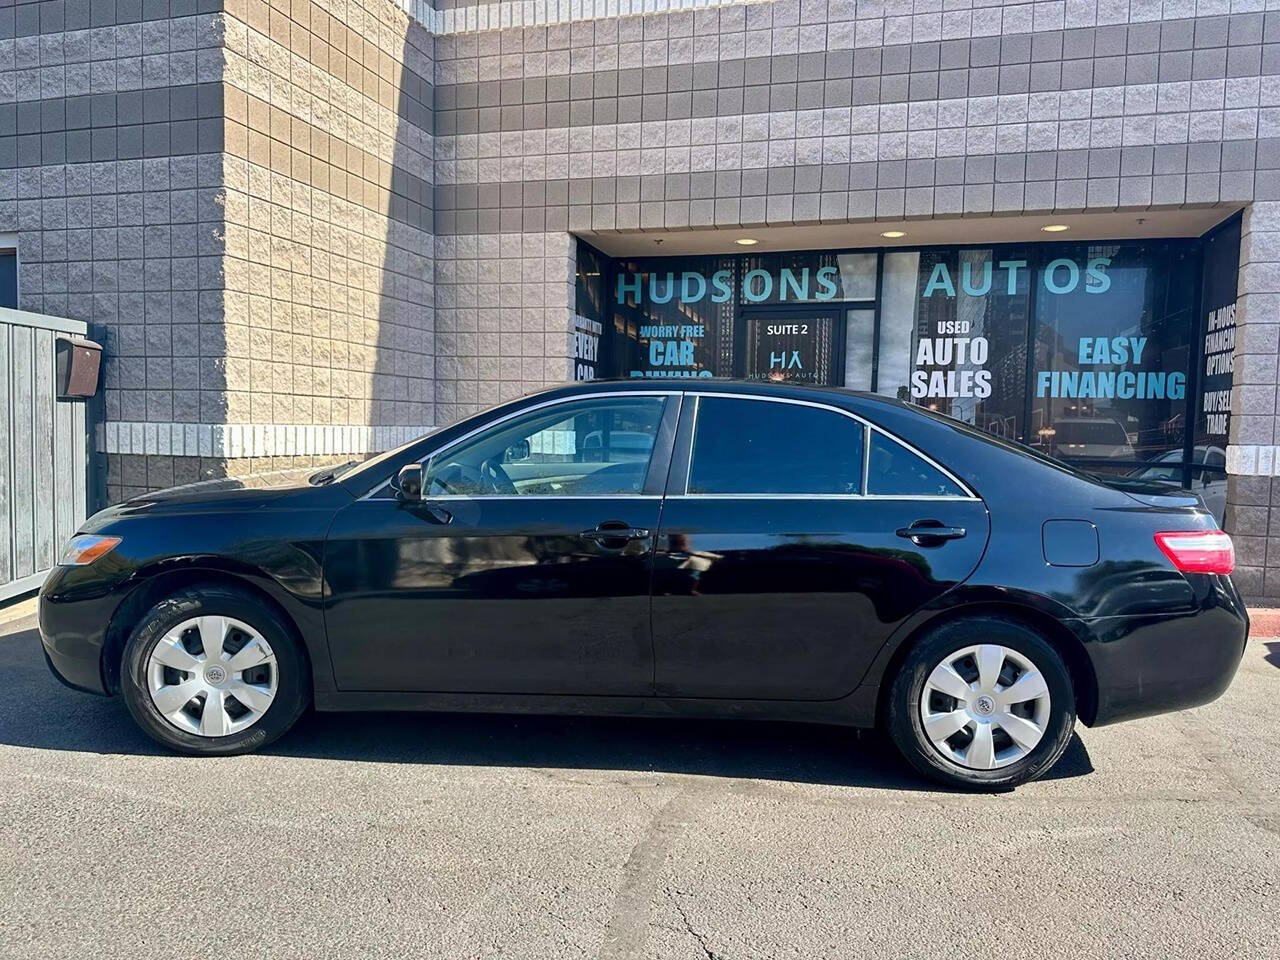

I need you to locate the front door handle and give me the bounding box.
[896,521,967,545]
[582,523,651,546]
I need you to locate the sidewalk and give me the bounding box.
[0,595,36,628]
[1248,608,1280,638]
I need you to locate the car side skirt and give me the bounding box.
[314,686,882,728]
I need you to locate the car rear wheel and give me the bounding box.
[120,585,310,755]
[886,616,1076,791]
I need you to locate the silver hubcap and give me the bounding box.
[919,643,1052,770]
[146,616,279,738]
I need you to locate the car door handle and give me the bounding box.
[582,525,651,544]
[896,522,967,545]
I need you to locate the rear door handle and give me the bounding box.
[896,522,967,545]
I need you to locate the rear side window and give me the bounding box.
[867,430,966,497]
[688,397,863,495]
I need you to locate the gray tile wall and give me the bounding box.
[430,8,1278,234]
[0,2,232,500]
[0,0,437,501]
[1228,196,1280,601]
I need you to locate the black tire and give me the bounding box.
[120,585,310,756]
[886,616,1076,791]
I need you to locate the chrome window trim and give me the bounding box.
[377,494,665,502]
[862,422,872,493]
[358,390,680,501]
[865,423,976,500]
[360,387,979,503]
[676,494,981,501]
[678,391,978,501]
[683,394,700,496]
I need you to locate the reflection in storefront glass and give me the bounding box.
[612,256,733,379]
[742,311,839,384]
[844,309,875,390]
[837,253,878,301]
[587,236,1213,487]
[1030,241,1196,470]
[737,251,877,304]
[877,248,1030,442]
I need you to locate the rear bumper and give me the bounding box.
[1085,576,1248,727]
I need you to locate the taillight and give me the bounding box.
[1154,530,1235,575]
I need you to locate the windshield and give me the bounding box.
[332,425,445,489]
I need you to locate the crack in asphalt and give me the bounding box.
[597,787,701,959]
[666,888,721,960]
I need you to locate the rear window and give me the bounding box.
[867,431,966,498]
[689,397,864,495]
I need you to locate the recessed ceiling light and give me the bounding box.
[880,230,906,238]
[1041,224,1070,233]
[734,237,759,246]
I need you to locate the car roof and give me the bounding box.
[530,377,885,406]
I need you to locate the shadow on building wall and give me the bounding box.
[368,6,436,449]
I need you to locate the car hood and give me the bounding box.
[83,467,347,528]
[133,466,321,500]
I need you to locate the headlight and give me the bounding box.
[59,534,122,566]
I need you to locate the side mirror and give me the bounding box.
[395,463,423,501]
[505,439,531,462]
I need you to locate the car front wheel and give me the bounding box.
[886,616,1076,791]
[120,585,310,755]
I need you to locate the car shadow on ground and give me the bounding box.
[1264,641,1280,670]
[1,619,1093,790]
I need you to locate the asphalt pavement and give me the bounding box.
[1,607,1277,959]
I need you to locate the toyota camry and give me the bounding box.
[39,380,1248,790]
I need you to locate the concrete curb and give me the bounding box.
[0,595,37,628]
[1248,608,1280,638]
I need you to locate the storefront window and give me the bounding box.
[877,248,1031,442]
[844,309,876,390]
[1029,241,1197,473]
[580,231,1224,488]
[612,256,733,379]
[574,242,609,381]
[1192,216,1240,524]
[738,251,877,304]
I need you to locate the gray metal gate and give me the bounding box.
[1,307,96,601]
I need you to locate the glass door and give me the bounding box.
[735,307,845,385]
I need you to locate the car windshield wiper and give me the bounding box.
[309,460,359,485]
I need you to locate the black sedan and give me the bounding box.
[39,381,1247,790]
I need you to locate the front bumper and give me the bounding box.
[1085,576,1248,727]
[38,566,128,696]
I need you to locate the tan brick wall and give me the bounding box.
[218,0,436,440]
[106,450,356,503]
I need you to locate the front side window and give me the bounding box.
[424,396,666,497]
[688,397,864,495]
[866,430,966,497]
